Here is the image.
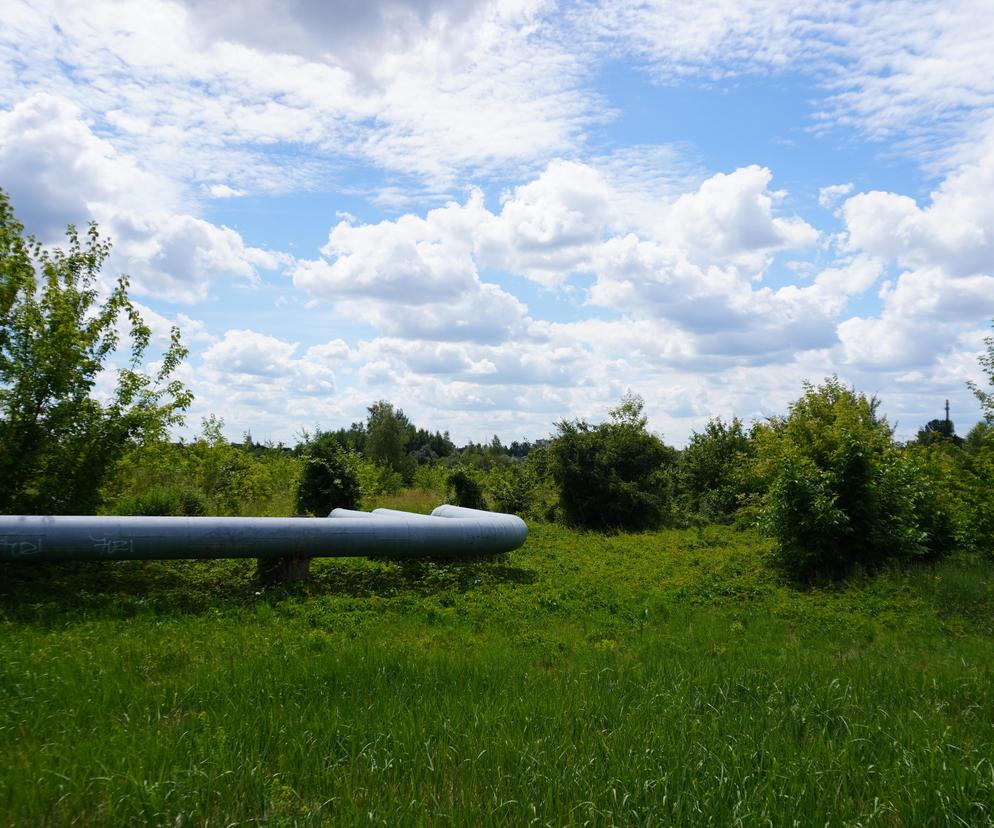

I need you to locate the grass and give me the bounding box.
[2,511,994,825]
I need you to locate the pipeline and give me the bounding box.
[0,505,527,562]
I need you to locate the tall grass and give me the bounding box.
[2,524,993,825]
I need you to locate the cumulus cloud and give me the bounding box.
[818,182,853,210]
[294,159,826,361]
[0,94,285,303]
[199,329,350,401]
[836,139,994,372]
[293,193,530,343]
[476,160,613,286]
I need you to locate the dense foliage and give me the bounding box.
[295,432,362,516]
[0,190,191,514]
[103,417,301,518]
[550,393,676,531]
[446,469,485,509]
[673,417,752,523]
[756,378,957,578]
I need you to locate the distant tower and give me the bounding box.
[945,399,950,428]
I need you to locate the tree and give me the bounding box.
[550,392,676,531]
[447,469,485,509]
[969,318,994,422]
[295,433,362,516]
[673,417,753,522]
[365,400,409,471]
[916,418,962,446]
[0,189,191,514]
[758,378,954,579]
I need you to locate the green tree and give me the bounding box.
[758,377,953,578]
[916,418,962,446]
[365,400,414,481]
[447,469,486,509]
[673,417,753,522]
[296,433,362,516]
[0,190,191,514]
[550,392,676,531]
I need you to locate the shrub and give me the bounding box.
[910,429,994,557]
[550,392,676,531]
[673,417,753,523]
[447,470,485,509]
[488,462,536,515]
[759,378,954,579]
[412,463,448,495]
[295,434,361,516]
[112,485,206,516]
[356,459,403,502]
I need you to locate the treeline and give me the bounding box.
[92,372,994,580]
[3,188,994,581]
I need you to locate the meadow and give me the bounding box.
[2,491,994,826]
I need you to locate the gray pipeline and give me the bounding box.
[0,505,527,562]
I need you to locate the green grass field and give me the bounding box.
[2,508,994,826]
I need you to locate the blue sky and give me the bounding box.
[1,0,993,444]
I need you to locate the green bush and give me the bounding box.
[910,428,994,557]
[550,392,676,531]
[447,470,485,509]
[487,462,536,515]
[356,459,403,502]
[112,485,206,516]
[295,434,361,516]
[673,417,753,523]
[412,463,448,495]
[758,378,954,579]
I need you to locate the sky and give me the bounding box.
[2,0,994,446]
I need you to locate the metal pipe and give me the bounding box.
[0,506,528,562]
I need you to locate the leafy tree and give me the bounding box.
[758,377,954,579]
[673,417,753,522]
[916,418,962,446]
[487,461,536,515]
[295,433,362,516]
[968,318,994,422]
[447,469,485,509]
[550,392,676,531]
[0,189,191,514]
[365,400,414,479]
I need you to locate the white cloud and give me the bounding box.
[207,184,247,198]
[475,160,613,286]
[818,182,853,210]
[0,0,598,192]
[836,139,994,373]
[0,93,285,303]
[661,165,818,265]
[293,193,529,343]
[574,0,812,79]
[196,329,349,403]
[843,139,994,278]
[295,159,825,356]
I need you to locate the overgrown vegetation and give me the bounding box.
[295,432,361,516]
[0,188,191,514]
[550,391,677,531]
[3,522,994,825]
[5,192,994,825]
[755,379,957,578]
